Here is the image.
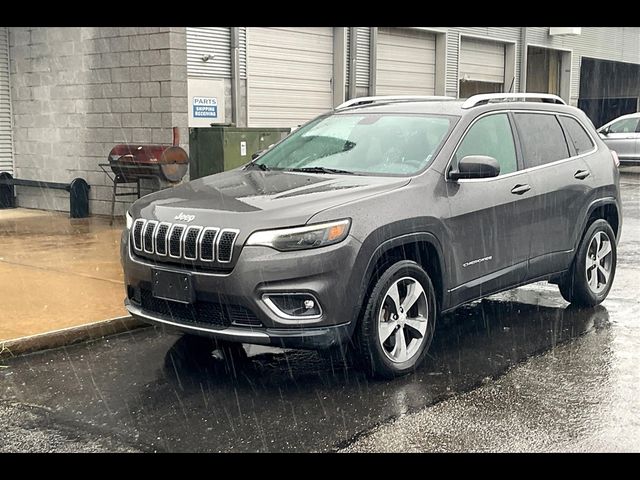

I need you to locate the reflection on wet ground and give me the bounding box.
[0,295,614,452]
[0,208,127,340]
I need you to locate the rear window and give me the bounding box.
[559,116,595,155]
[514,113,570,168]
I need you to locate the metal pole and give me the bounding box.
[230,27,240,126]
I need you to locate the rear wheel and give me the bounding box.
[355,260,437,378]
[559,219,616,307]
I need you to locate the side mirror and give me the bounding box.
[449,155,500,181]
[251,150,264,160]
[599,126,610,136]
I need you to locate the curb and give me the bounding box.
[0,316,148,360]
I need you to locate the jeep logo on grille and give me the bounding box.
[174,212,196,223]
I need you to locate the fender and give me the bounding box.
[575,197,621,251]
[351,231,448,316]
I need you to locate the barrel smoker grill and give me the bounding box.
[107,144,189,183]
[101,128,189,223]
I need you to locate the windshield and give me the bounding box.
[252,113,457,176]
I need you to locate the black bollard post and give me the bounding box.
[68,178,91,218]
[0,172,16,208]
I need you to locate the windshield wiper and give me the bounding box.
[289,166,357,175]
[244,161,270,171]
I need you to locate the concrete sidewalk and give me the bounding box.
[0,208,141,348]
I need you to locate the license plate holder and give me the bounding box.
[152,269,195,304]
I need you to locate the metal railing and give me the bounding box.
[461,93,567,109]
[335,95,456,110]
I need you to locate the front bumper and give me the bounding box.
[121,230,361,349]
[125,299,352,349]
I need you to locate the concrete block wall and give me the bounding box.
[9,27,188,216]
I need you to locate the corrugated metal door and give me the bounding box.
[459,37,505,84]
[0,27,12,174]
[186,27,232,78]
[376,28,436,96]
[247,27,333,128]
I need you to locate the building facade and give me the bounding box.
[2,27,639,215]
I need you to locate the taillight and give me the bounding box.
[611,150,620,168]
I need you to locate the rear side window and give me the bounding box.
[454,113,518,176]
[559,116,595,155]
[608,117,639,134]
[514,113,570,168]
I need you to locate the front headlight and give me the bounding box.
[126,211,133,230]
[246,219,351,251]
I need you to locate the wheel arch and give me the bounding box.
[578,197,621,250]
[358,232,448,317]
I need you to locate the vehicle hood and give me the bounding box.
[132,168,410,230]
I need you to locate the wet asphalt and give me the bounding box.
[1,170,640,453]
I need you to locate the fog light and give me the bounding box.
[263,293,322,320]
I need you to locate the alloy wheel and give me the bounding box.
[585,230,613,294]
[377,276,429,363]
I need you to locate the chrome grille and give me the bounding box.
[169,225,185,258]
[132,219,145,251]
[183,226,202,260]
[217,229,238,263]
[143,221,157,253]
[155,222,170,256]
[131,219,238,265]
[200,228,219,262]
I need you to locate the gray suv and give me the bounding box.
[121,93,621,378]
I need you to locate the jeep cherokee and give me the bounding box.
[121,93,621,378]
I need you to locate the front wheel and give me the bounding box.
[355,260,437,378]
[559,219,617,307]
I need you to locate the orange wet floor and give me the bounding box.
[0,208,129,341]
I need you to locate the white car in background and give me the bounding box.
[597,112,640,165]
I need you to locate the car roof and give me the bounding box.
[607,112,640,121]
[334,99,583,118]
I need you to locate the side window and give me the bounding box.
[608,117,639,134]
[514,113,569,168]
[559,116,595,155]
[454,113,518,176]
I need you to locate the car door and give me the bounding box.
[444,112,534,307]
[599,116,640,163]
[513,112,596,279]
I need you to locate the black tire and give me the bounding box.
[559,219,617,307]
[355,260,437,379]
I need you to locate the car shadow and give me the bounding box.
[162,297,610,390]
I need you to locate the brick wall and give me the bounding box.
[9,27,188,216]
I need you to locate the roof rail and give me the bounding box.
[461,93,567,109]
[336,95,455,110]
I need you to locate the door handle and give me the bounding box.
[574,169,591,180]
[511,184,531,195]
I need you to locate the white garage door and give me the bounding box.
[247,27,333,128]
[376,28,436,96]
[0,27,13,174]
[459,37,505,84]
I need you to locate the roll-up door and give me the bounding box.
[186,27,232,78]
[0,27,13,174]
[247,27,333,128]
[376,27,436,96]
[459,37,505,84]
